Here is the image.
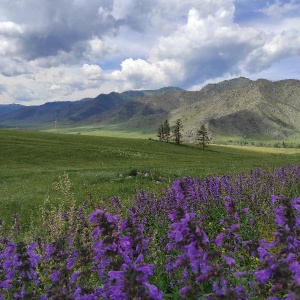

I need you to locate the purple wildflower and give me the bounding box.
[50,270,60,282]
[290,261,300,285]
[256,269,273,284]
[223,255,235,266]
[0,280,11,289]
[144,283,163,300]
[274,206,286,227]
[292,197,300,212]
[242,207,250,214]
[224,196,233,214]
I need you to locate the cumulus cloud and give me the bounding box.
[142,1,300,86]
[0,0,299,104]
[0,0,116,60]
[0,58,31,77]
[242,30,300,73]
[85,37,117,61]
[81,64,102,80]
[258,0,300,18]
[147,7,262,83]
[9,84,38,102]
[109,58,170,90]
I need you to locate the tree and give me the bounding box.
[163,119,171,143]
[196,125,210,149]
[173,119,183,145]
[157,122,164,141]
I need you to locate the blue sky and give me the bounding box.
[0,0,299,105]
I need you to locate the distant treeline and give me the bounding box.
[214,140,300,148]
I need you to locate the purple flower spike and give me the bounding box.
[89,209,105,223]
[214,232,224,247]
[290,261,300,286]
[224,196,233,214]
[255,269,272,284]
[145,283,163,300]
[292,197,300,212]
[234,212,240,221]
[274,206,286,227]
[223,255,235,266]
[0,280,11,289]
[179,285,191,295]
[271,195,279,205]
[50,270,60,282]
[242,207,250,214]
[257,247,270,261]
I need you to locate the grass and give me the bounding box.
[1,128,300,298]
[1,128,300,230]
[217,144,300,154]
[43,124,157,139]
[213,133,300,148]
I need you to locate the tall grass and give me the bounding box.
[1,129,300,229]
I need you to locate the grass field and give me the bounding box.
[43,124,157,139]
[1,128,300,229]
[1,128,300,298]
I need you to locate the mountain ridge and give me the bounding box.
[0,78,299,140]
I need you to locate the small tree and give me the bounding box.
[196,125,210,149]
[163,119,171,143]
[157,122,164,141]
[173,119,183,145]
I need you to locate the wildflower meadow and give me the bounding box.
[1,165,300,299]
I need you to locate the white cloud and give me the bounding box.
[148,7,262,83]
[111,0,135,20]
[0,21,23,58]
[0,40,14,56]
[246,0,300,34]
[145,3,300,87]
[0,21,23,35]
[110,58,170,90]
[0,0,299,105]
[87,38,111,59]
[49,84,62,91]
[81,64,102,80]
[242,30,300,73]
[9,84,38,102]
[258,0,300,17]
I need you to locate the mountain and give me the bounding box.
[1,79,300,140]
[0,104,23,117]
[0,87,182,127]
[85,77,300,139]
[182,78,300,139]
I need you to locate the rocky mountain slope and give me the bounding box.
[174,78,300,139]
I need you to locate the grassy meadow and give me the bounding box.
[43,124,156,139]
[1,128,300,298]
[1,128,300,230]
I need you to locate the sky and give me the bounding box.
[0,0,300,105]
